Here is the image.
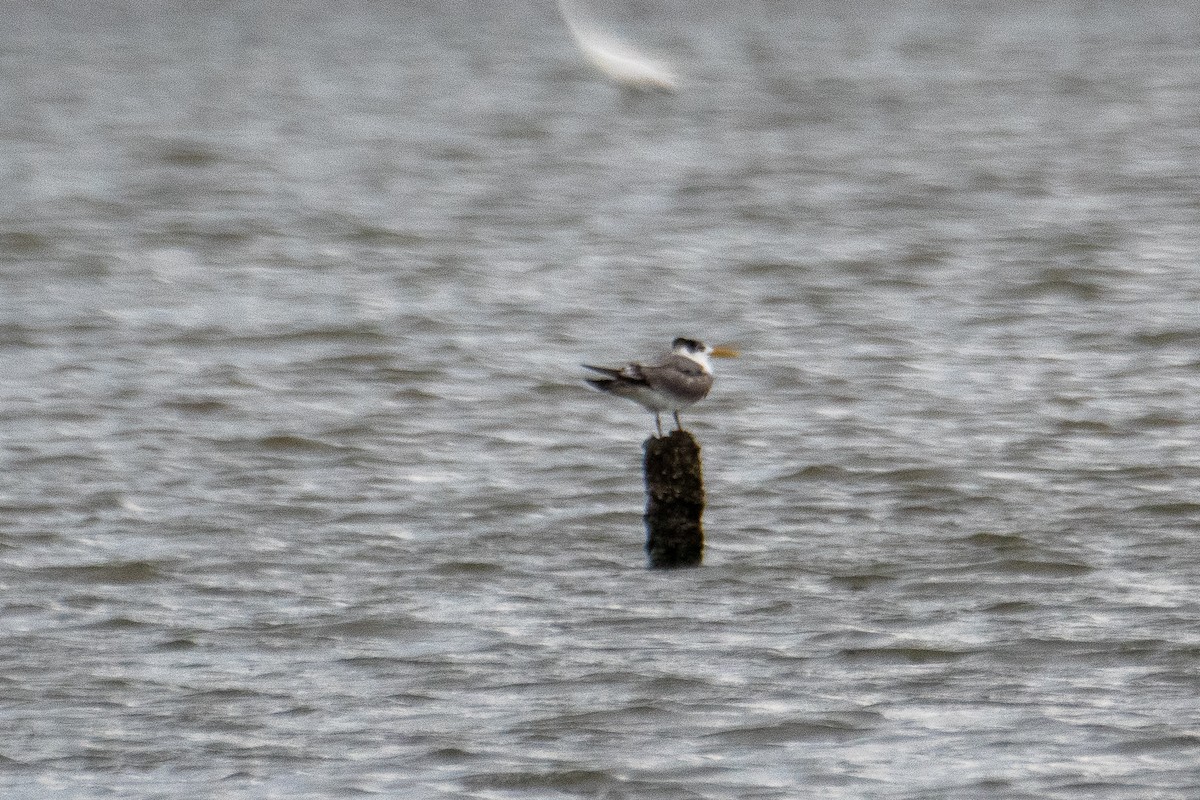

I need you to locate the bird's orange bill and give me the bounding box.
[710,345,740,358]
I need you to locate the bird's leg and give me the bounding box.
[655,413,663,437]
[674,410,683,431]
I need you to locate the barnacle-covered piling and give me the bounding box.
[643,429,705,568]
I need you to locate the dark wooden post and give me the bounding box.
[643,429,705,568]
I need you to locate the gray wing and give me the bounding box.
[640,354,712,405]
[582,362,653,398]
[582,362,649,384]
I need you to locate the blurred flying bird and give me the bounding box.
[557,0,679,92]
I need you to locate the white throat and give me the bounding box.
[677,348,713,374]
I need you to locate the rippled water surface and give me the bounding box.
[3,1,1200,797]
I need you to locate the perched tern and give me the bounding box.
[583,338,739,436]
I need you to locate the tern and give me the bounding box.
[557,0,679,92]
[583,338,739,436]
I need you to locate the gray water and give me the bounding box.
[3,0,1200,797]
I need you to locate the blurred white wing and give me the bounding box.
[558,0,679,92]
